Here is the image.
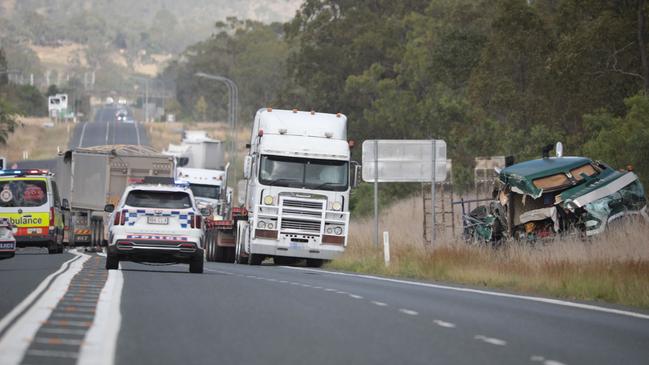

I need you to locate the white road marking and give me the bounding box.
[349,294,363,299]
[371,301,388,307]
[474,335,507,346]
[399,309,419,316]
[134,121,141,145]
[78,266,124,365]
[544,361,567,365]
[324,288,336,292]
[433,320,456,328]
[313,286,323,289]
[78,122,88,147]
[282,267,649,320]
[25,349,79,359]
[97,252,106,257]
[335,291,348,294]
[0,251,89,365]
[105,119,110,144]
[300,284,312,288]
[266,278,278,282]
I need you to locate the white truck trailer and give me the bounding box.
[204,108,356,267]
[55,145,175,246]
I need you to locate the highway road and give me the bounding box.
[13,106,148,171]
[1,249,648,365]
[2,107,649,364]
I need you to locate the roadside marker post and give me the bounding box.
[383,231,390,266]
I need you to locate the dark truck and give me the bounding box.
[465,150,647,242]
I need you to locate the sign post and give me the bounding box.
[362,139,447,246]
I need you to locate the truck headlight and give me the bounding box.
[331,201,342,211]
[257,221,266,229]
[334,227,343,235]
[263,195,274,205]
[326,227,333,234]
[267,222,274,229]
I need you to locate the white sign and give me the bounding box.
[48,93,68,112]
[362,140,447,182]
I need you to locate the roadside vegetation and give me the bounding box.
[0,117,71,161]
[328,197,649,309]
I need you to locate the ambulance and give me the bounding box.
[0,169,67,254]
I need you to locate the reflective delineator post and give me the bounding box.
[383,231,390,266]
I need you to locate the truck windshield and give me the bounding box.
[0,180,48,208]
[259,155,348,191]
[125,190,192,209]
[189,184,220,200]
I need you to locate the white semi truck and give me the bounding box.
[204,108,356,267]
[177,166,229,219]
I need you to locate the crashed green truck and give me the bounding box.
[466,156,648,242]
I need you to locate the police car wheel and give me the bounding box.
[189,251,204,274]
[106,253,119,270]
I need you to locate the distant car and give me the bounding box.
[124,117,135,124]
[105,181,205,273]
[116,110,128,122]
[0,218,16,259]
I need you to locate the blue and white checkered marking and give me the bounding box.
[124,209,194,228]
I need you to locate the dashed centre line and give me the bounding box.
[433,320,456,328]
[371,301,388,307]
[475,335,507,346]
[399,309,419,316]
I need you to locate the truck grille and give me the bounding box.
[282,208,322,218]
[282,199,324,210]
[281,219,321,233]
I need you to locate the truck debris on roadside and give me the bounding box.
[464,144,648,243]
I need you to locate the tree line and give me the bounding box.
[170,0,649,196]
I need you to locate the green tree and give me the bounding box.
[194,96,208,121]
[583,93,649,187]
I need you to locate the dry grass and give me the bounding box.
[0,118,71,162]
[329,196,649,308]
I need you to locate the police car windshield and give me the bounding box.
[125,190,192,209]
[0,180,48,207]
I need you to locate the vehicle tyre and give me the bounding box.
[226,247,236,263]
[190,250,204,274]
[248,253,263,266]
[274,256,298,266]
[106,253,119,270]
[306,259,324,268]
[214,245,226,262]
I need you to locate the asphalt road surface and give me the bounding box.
[13,106,149,171]
[1,249,648,365]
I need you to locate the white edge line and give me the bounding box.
[0,251,89,365]
[78,122,88,148]
[0,253,82,334]
[78,268,124,365]
[280,266,649,320]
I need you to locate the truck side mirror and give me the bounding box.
[350,161,361,189]
[243,156,253,180]
[62,199,70,211]
[104,204,115,213]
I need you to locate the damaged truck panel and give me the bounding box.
[466,155,647,243]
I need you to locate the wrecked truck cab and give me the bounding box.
[467,156,647,243]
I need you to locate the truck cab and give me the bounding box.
[177,167,226,218]
[238,109,352,267]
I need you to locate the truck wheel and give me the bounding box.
[190,251,204,273]
[106,253,119,270]
[226,247,236,263]
[306,259,324,268]
[249,253,263,266]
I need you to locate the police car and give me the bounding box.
[0,169,67,254]
[104,179,205,273]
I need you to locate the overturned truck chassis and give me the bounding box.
[465,156,648,243]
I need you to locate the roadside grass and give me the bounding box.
[0,118,71,162]
[329,196,649,308]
